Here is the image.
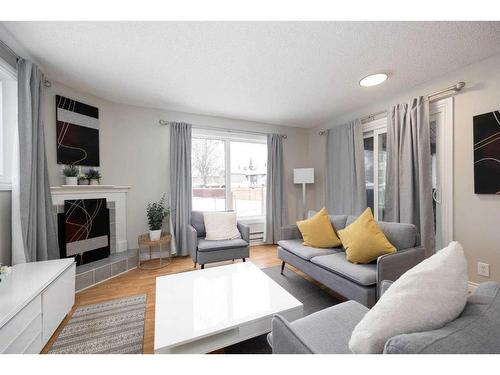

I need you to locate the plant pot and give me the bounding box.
[149,229,162,241]
[65,176,78,185]
[78,179,89,185]
[89,179,100,185]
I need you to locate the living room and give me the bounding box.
[1,1,500,373]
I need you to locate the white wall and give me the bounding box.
[44,81,310,249]
[308,53,500,284]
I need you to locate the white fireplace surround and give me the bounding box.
[50,185,131,252]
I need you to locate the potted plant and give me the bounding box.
[78,174,89,185]
[0,264,11,283]
[62,165,78,185]
[86,168,101,185]
[146,195,170,241]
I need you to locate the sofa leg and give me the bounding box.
[242,258,246,262]
[194,262,197,268]
[201,264,205,269]
[280,261,285,274]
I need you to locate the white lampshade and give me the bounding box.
[294,168,314,184]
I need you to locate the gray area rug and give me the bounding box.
[49,294,146,354]
[223,266,341,354]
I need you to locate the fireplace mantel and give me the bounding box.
[50,185,131,252]
[50,185,131,194]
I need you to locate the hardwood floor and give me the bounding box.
[42,245,284,354]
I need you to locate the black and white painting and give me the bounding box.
[473,110,500,194]
[56,95,100,166]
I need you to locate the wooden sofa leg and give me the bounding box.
[201,264,205,269]
[281,261,285,274]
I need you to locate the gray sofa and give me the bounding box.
[269,281,500,354]
[278,213,425,307]
[187,211,250,269]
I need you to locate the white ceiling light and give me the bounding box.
[359,73,388,87]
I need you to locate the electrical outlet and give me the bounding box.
[477,262,490,277]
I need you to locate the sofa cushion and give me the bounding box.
[310,253,377,286]
[296,208,342,248]
[384,282,500,354]
[346,215,416,250]
[307,211,348,232]
[338,208,396,264]
[278,239,340,260]
[191,211,206,237]
[197,237,248,252]
[273,300,369,354]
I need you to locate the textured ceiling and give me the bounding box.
[3,21,500,127]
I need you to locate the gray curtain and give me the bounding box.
[17,59,59,262]
[324,119,366,215]
[169,122,192,256]
[385,96,435,257]
[265,134,286,244]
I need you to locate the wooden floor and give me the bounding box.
[42,245,287,354]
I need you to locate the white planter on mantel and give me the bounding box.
[50,185,131,252]
[65,176,78,186]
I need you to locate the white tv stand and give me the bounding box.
[0,259,75,353]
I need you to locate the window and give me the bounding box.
[363,118,387,221]
[0,59,17,190]
[191,129,267,219]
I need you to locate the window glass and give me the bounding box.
[364,136,374,213]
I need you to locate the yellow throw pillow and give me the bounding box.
[296,207,342,248]
[337,207,396,264]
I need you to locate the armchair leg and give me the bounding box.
[194,262,197,268]
[201,264,205,269]
[281,261,285,274]
[242,258,246,262]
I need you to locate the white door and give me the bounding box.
[429,98,454,251]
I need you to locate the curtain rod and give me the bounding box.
[318,81,466,135]
[0,39,52,87]
[158,120,287,139]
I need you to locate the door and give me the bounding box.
[430,97,454,251]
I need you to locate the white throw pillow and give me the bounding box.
[203,211,241,241]
[349,241,468,354]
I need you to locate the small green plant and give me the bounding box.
[86,168,101,181]
[146,194,170,230]
[62,165,78,177]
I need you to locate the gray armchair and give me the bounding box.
[187,211,250,269]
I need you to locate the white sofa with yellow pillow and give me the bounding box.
[278,208,425,307]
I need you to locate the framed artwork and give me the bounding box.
[473,110,500,194]
[58,198,110,265]
[56,95,100,166]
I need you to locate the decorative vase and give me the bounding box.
[149,229,162,241]
[65,176,78,185]
[90,179,100,185]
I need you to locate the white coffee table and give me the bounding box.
[154,261,303,354]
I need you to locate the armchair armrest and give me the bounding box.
[376,246,425,298]
[237,222,250,243]
[187,224,198,262]
[270,315,313,354]
[281,225,302,241]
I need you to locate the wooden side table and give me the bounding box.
[137,233,172,270]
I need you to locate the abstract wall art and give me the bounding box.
[58,198,110,265]
[473,109,500,194]
[56,95,100,166]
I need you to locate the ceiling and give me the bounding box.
[3,21,500,128]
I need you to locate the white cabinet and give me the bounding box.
[0,259,75,353]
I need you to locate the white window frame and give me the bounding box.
[191,128,267,221]
[362,117,387,221]
[0,58,17,191]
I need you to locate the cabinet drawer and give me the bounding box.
[0,295,42,353]
[42,264,75,344]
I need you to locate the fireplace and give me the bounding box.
[58,198,110,265]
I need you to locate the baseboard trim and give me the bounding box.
[468,281,479,293]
